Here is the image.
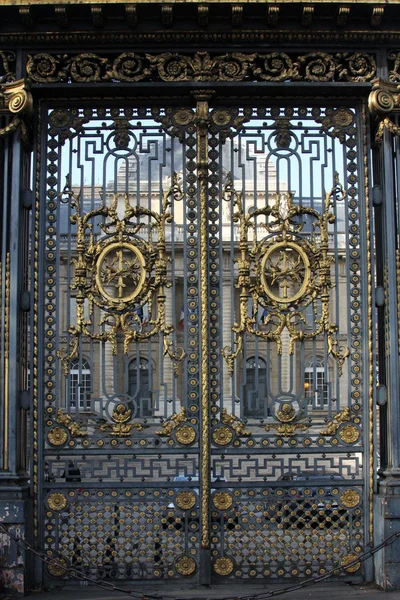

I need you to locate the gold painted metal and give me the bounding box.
[214,556,234,576]
[99,404,143,437]
[195,90,211,550]
[213,492,233,511]
[212,426,233,446]
[156,406,187,436]
[221,408,251,437]
[364,100,374,543]
[222,172,349,376]
[47,493,68,512]
[339,489,361,508]
[0,0,392,4]
[175,424,196,445]
[33,101,41,542]
[368,78,400,143]
[175,556,196,576]
[57,409,87,437]
[341,553,361,573]
[0,79,33,146]
[57,172,185,377]
[320,407,350,436]
[338,424,360,444]
[47,427,68,446]
[264,402,308,437]
[47,557,68,578]
[175,491,197,510]
[26,51,376,85]
[3,253,9,469]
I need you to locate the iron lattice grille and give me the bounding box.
[38,101,369,582]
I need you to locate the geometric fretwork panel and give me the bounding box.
[211,487,363,579]
[44,488,200,580]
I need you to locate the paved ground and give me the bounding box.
[21,582,400,600]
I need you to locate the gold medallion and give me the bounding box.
[47,493,68,512]
[213,492,233,511]
[47,557,68,577]
[176,491,196,510]
[341,553,361,573]
[339,489,361,508]
[214,556,234,576]
[47,426,68,446]
[175,424,196,445]
[96,241,146,305]
[260,241,311,304]
[339,424,360,444]
[212,426,233,446]
[175,556,196,576]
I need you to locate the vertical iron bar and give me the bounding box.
[195,93,211,582]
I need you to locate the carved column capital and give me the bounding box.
[368,78,400,144]
[0,78,33,147]
[368,78,400,116]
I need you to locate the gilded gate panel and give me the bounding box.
[37,99,370,583]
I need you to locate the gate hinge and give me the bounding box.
[21,188,34,209]
[375,286,385,307]
[20,290,30,311]
[372,184,382,206]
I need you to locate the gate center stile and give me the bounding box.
[39,97,369,584]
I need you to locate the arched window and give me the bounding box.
[243,357,267,418]
[129,357,152,417]
[304,357,329,409]
[69,358,91,410]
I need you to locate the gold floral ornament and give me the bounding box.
[175,491,197,510]
[175,555,196,576]
[47,492,68,512]
[156,407,187,436]
[47,426,68,446]
[222,171,349,377]
[264,402,308,437]
[56,409,87,437]
[339,489,361,509]
[57,172,185,377]
[175,424,196,445]
[341,553,361,573]
[213,556,234,576]
[99,404,143,437]
[213,492,233,511]
[212,425,233,447]
[47,556,68,578]
[339,423,360,444]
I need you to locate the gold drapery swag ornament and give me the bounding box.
[222,171,349,376]
[57,172,186,377]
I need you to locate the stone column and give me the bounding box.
[373,123,400,588]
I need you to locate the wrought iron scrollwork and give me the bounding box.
[222,171,349,376]
[57,172,186,376]
[26,51,377,84]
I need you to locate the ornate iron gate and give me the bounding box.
[37,94,371,583]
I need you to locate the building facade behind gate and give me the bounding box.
[1,0,400,593]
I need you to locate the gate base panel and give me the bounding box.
[374,480,400,590]
[0,484,32,595]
